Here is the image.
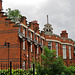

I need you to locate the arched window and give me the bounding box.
[49,29,51,31]
[46,29,48,31]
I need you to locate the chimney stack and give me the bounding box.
[32,20,37,24]
[0,0,2,12]
[41,31,44,35]
[60,30,68,38]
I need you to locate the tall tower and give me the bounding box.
[43,15,53,35]
[0,0,2,12]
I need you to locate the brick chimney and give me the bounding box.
[32,20,37,24]
[41,31,44,36]
[0,0,2,12]
[60,30,68,38]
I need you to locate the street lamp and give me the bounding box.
[4,41,10,68]
[33,63,35,75]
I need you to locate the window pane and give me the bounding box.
[31,32,32,40]
[23,61,25,70]
[23,28,25,37]
[48,42,52,50]
[55,43,58,58]
[37,36,39,43]
[63,45,66,59]
[31,63,33,68]
[69,46,71,59]
[37,47,39,54]
[23,41,25,50]
[31,44,32,52]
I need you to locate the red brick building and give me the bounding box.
[0,0,75,69]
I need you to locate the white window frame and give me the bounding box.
[48,41,52,50]
[63,45,66,59]
[31,32,33,40]
[55,43,58,58]
[37,36,39,43]
[23,27,25,37]
[23,41,25,50]
[31,44,32,52]
[69,46,71,59]
[23,60,25,70]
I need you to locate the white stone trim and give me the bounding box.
[31,44,32,52]
[46,39,61,43]
[46,39,73,46]
[27,54,28,57]
[20,23,28,28]
[41,36,45,40]
[62,42,72,46]
[28,28,34,33]
[35,33,40,36]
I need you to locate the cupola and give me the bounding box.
[43,15,53,35]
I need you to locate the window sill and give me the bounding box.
[63,58,67,60]
[23,49,27,51]
[37,54,40,55]
[31,51,34,53]
[23,49,25,51]
[69,58,72,60]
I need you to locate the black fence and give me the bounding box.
[0,61,20,75]
[0,62,20,70]
[0,61,35,75]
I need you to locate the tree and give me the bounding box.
[5,8,22,22]
[35,46,66,75]
[41,46,56,68]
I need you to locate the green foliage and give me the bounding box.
[0,68,34,75]
[35,46,75,75]
[5,8,22,22]
[41,46,56,68]
[50,57,66,75]
[63,66,75,75]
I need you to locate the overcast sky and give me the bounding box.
[2,0,75,40]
